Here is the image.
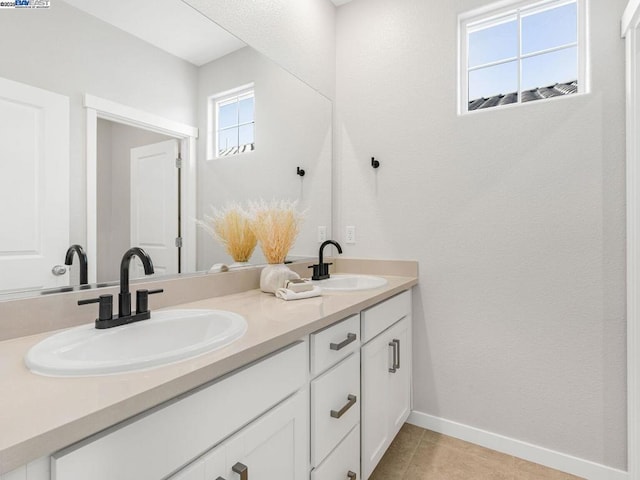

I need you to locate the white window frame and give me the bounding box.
[458,0,588,114]
[207,83,255,159]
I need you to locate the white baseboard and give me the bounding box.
[407,411,628,480]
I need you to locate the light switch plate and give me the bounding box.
[318,226,327,243]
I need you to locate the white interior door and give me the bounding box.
[130,139,179,278]
[0,77,69,292]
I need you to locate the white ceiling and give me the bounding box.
[331,0,353,5]
[62,0,246,66]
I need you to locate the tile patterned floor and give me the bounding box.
[369,424,584,480]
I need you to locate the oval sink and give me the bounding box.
[25,309,247,377]
[313,274,388,291]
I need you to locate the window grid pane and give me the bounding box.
[468,60,518,100]
[521,45,577,91]
[521,2,577,55]
[468,17,518,68]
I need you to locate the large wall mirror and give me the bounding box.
[0,0,332,298]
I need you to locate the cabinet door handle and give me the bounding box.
[330,394,357,418]
[347,471,357,479]
[388,341,397,373]
[232,462,248,480]
[330,332,357,351]
[215,477,227,480]
[393,338,400,370]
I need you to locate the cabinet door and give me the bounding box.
[361,317,411,480]
[387,317,411,437]
[222,390,308,480]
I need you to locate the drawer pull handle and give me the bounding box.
[347,471,357,479]
[389,341,397,373]
[232,462,248,480]
[393,338,400,370]
[330,333,357,351]
[215,477,227,480]
[330,394,357,418]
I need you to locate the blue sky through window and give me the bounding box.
[218,102,238,129]
[239,96,254,124]
[468,19,517,68]
[522,3,577,54]
[467,1,578,102]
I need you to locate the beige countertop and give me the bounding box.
[0,273,417,475]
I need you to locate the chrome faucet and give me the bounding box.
[64,244,88,285]
[78,247,162,329]
[309,240,343,280]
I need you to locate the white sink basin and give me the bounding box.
[25,309,247,377]
[313,274,388,291]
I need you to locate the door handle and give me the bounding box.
[347,471,357,480]
[51,265,67,276]
[388,341,397,373]
[330,333,357,351]
[232,462,248,480]
[330,394,357,418]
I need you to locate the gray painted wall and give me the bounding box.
[335,0,627,470]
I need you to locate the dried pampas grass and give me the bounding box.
[249,199,305,264]
[196,203,257,263]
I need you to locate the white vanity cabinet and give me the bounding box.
[361,291,412,480]
[52,341,309,480]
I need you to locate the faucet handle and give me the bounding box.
[78,295,113,322]
[308,264,321,280]
[135,288,164,315]
[309,263,332,281]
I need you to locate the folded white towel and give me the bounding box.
[275,285,322,300]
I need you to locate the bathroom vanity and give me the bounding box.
[0,262,417,480]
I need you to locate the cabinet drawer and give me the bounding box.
[311,352,360,467]
[311,425,360,480]
[53,341,307,480]
[361,290,411,343]
[310,314,360,376]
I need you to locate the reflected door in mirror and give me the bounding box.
[0,77,69,293]
[130,139,180,279]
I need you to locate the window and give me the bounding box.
[459,0,586,113]
[207,84,255,159]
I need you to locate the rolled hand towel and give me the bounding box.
[275,285,322,300]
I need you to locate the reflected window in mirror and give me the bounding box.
[208,84,255,159]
